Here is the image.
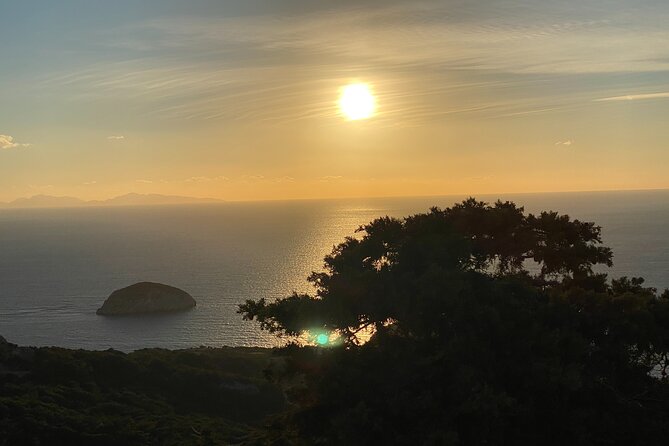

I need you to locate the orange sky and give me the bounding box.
[1,0,669,202]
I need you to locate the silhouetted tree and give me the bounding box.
[240,199,669,445]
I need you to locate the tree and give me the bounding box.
[240,199,669,445]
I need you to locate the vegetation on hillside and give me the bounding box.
[0,343,285,445]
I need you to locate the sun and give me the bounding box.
[339,83,376,120]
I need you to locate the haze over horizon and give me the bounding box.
[4,186,669,210]
[2,0,669,202]
[0,192,225,208]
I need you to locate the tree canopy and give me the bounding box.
[240,199,669,445]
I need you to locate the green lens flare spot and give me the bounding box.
[316,333,329,345]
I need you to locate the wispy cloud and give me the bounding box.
[595,92,669,102]
[0,134,30,150]
[135,179,153,184]
[319,175,343,182]
[499,107,564,118]
[40,1,669,124]
[241,175,266,182]
[184,175,229,183]
[125,3,668,76]
[107,135,125,140]
[555,140,574,146]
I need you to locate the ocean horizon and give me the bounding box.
[1,189,668,351]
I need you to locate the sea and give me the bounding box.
[1,190,668,351]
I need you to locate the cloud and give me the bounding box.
[184,175,229,183]
[242,175,265,181]
[0,134,30,150]
[127,4,667,77]
[107,135,125,140]
[184,175,295,183]
[83,181,97,185]
[41,1,669,125]
[499,107,563,118]
[555,140,574,146]
[319,175,343,182]
[135,179,154,184]
[595,92,669,102]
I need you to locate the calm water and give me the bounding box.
[1,190,668,351]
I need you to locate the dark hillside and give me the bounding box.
[0,339,285,445]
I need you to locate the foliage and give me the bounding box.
[0,345,285,445]
[240,199,669,445]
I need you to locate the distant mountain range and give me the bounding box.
[0,193,223,209]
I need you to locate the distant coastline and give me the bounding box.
[2,188,669,210]
[0,193,224,209]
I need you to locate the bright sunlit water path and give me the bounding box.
[1,190,668,351]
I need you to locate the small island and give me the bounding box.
[96,282,196,315]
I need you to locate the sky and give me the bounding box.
[1,0,668,202]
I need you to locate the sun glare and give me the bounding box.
[339,83,376,120]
